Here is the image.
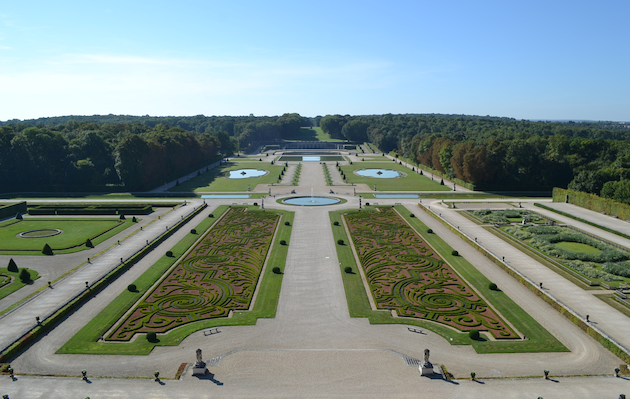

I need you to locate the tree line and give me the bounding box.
[0,122,226,192]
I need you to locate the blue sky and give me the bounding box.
[1,1,628,121]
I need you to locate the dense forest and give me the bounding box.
[2,113,630,196]
[318,114,630,194]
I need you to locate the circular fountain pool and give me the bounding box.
[283,196,341,206]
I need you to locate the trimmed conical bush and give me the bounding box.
[19,268,31,283]
[42,243,53,255]
[7,258,18,272]
[15,212,23,220]
[85,238,93,248]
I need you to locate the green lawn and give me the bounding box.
[555,241,602,254]
[329,206,567,354]
[58,205,293,355]
[0,267,40,300]
[0,218,134,255]
[170,161,285,192]
[340,162,451,191]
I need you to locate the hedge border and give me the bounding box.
[0,203,207,362]
[418,203,630,364]
[553,187,630,221]
[0,202,27,220]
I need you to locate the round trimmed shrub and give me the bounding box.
[469,330,480,340]
[280,240,287,245]
[42,243,53,255]
[344,266,352,274]
[253,202,258,206]
[85,238,94,248]
[272,267,282,274]
[209,213,214,218]
[337,239,344,245]
[132,216,137,223]
[146,332,157,342]
[365,202,370,206]
[451,250,459,256]
[333,221,339,226]
[488,282,498,291]
[427,229,433,234]
[128,284,137,292]
[166,251,173,257]
[410,214,415,218]
[7,258,18,273]
[284,221,290,226]
[19,268,31,283]
[190,229,197,234]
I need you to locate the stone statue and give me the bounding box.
[419,348,434,376]
[196,348,203,365]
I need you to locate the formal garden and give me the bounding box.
[59,205,293,354]
[0,216,134,255]
[502,224,630,286]
[169,161,285,192]
[344,207,518,339]
[330,206,566,353]
[338,162,451,191]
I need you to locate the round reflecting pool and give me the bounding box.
[356,169,402,178]
[283,196,341,206]
[227,169,268,179]
[19,228,63,238]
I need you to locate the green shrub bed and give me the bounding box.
[503,224,630,282]
[106,207,279,341]
[344,207,518,339]
[470,209,547,224]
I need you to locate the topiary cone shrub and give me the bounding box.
[132,216,137,223]
[468,330,480,340]
[19,268,31,283]
[272,267,282,274]
[409,214,415,218]
[209,214,214,218]
[284,221,290,226]
[337,239,345,245]
[440,179,444,185]
[427,229,433,234]
[128,284,137,292]
[42,243,53,255]
[190,229,197,234]
[119,214,126,220]
[166,251,173,257]
[333,221,339,226]
[7,258,18,273]
[146,332,158,342]
[85,238,94,248]
[451,250,459,256]
[488,282,498,291]
[280,240,287,245]
[15,212,23,220]
[344,266,353,274]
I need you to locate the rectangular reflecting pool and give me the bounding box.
[302,156,321,161]
[201,194,251,199]
[374,194,419,198]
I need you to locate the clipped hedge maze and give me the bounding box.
[106,207,279,341]
[344,208,518,339]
